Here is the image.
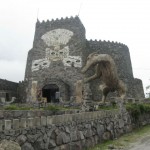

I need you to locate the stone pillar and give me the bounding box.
[27,118,34,127]
[47,116,52,125]
[20,118,26,128]
[5,120,12,130]
[0,120,3,131]
[34,117,41,126]
[117,98,127,116]
[83,83,92,101]
[31,81,38,101]
[75,80,83,103]
[41,116,47,126]
[13,119,20,129]
[82,83,93,111]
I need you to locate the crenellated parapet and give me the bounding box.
[36,16,82,27]
[87,39,128,51]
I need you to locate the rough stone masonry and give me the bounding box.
[0,16,145,103]
[24,16,144,103]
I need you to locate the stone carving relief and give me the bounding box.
[45,46,69,61]
[32,59,50,72]
[31,29,82,72]
[63,56,82,67]
[41,29,74,46]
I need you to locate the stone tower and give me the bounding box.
[25,16,86,102]
[25,16,144,103]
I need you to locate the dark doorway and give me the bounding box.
[6,93,9,101]
[42,84,59,103]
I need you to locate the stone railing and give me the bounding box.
[0,109,149,150]
[0,110,119,131]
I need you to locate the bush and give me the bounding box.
[4,105,32,110]
[43,105,60,112]
[126,103,150,120]
[4,105,19,110]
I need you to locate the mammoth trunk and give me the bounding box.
[81,61,96,73]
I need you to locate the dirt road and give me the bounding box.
[127,135,150,150]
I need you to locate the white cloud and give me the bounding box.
[0,60,25,82]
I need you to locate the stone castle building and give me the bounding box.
[0,16,144,103]
[24,16,144,103]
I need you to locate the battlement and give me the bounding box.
[33,15,86,49]
[36,15,84,28]
[87,39,128,50]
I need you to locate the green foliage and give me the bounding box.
[4,105,18,110]
[126,103,150,120]
[4,105,32,110]
[144,98,150,101]
[98,102,117,110]
[126,104,141,120]
[43,105,61,112]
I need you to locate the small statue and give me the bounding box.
[81,52,126,103]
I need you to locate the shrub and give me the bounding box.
[43,105,60,112]
[4,105,19,110]
[126,103,150,120]
[4,105,32,110]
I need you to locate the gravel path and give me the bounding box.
[127,135,150,150]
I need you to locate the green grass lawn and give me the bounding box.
[89,125,150,150]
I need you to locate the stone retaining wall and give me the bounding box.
[0,110,149,150]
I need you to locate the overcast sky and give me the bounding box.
[0,0,150,93]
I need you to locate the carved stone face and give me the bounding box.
[31,29,82,72]
[45,46,69,61]
[41,29,73,62]
[32,59,50,71]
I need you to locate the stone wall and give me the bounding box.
[133,78,145,99]
[84,40,145,100]
[0,79,18,102]
[25,16,86,102]
[1,108,150,150]
[24,16,144,103]
[17,81,28,103]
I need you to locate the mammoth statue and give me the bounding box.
[81,52,126,103]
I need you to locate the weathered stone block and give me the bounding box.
[77,131,84,140]
[5,120,11,130]
[20,118,26,128]
[16,135,27,146]
[27,118,34,127]
[64,114,72,123]
[13,119,20,129]
[47,116,52,125]
[97,124,104,137]
[0,120,3,131]
[0,140,21,150]
[102,131,111,140]
[34,117,41,126]
[70,130,78,142]
[49,139,56,148]
[55,115,64,124]
[41,116,47,126]
[119,119,124,128]
[21,142,34,150]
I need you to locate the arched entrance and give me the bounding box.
[42,84,59,103]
